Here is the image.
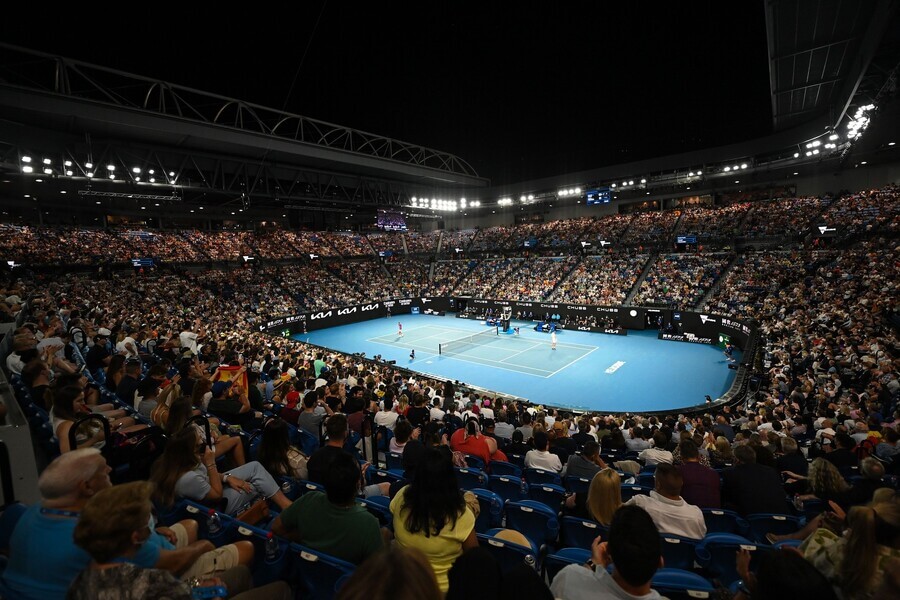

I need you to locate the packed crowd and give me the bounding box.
[634,253,731,309]
[469,226,515,252]
[621,210,681,246]
[320,232,372,257]
[1,210,899,598]
[677,203,752,244]
[438,229,477,257]
[551,254,649,306]
[740,196,832,238]
[818,184,900,239]
[506,257,580,302]
[366,232,405,255]
[424,261,476,297]
[454,258,524,298]
[386,259,429,298]
[404,231,441,254]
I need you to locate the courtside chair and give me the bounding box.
[695,533,772,586]
[659,534,699,571]
[469,488,504,533]
[543,547,591,583]
[745,513,803,544]
[455,467,488,491]
[523,467,562,487]
[651,568,716,600]
[490,460,522,478]
[288,543,356,600]
[560,516,608,551]
[528,483,567,510]
[489,474,526,504]
[701,508,749,536]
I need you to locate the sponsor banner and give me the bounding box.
[361,303,380,312]
[566,305,588,311]
[659,332,714,345]
[538,303,559,309]
[595,307,619,314]
[398,299,413,306]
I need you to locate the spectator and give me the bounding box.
[525,431,563,473]
[564,468,622,526]
[564,441,608,480]
[390,448,478,593]
[626,463,706,539]
[677,440,721,509]
[150,428,292,516]
[306,413,388,498]
[297,390,333,436]
[256,417,309,481]
[801,498,900,599]
[551,505,665,599]
[271,452,384,565]
[638,432,674,465]
[722,444,791,516]
[336,546,441,600]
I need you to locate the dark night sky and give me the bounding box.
[2,2,772,185]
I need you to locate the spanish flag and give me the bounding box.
[212,365,249,397]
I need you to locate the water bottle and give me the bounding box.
[524,555,536,570]
[281,480,292,494]
[265,531,279,562]
[207,508,222,536]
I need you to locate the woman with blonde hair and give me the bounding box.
[801,497,900,599]
[564,467,622,526]
[784,457,850,505]
[709,436,734,467]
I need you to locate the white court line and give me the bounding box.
[441,352,554,377]
[546,345,600,378]
[498,342,542,363]
[366,329,452,345]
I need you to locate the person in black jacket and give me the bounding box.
[721,444,791,516]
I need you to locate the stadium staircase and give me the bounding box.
[400,234,409,255]
[468,228,482,251]
[624,253,659,305]
[669,209,688,239]
[696,253,740,311]
[434,230,445,257]
[178,232,214,261]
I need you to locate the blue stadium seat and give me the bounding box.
[745,513,803,544]
[296,428,320,457]
[455,467,488,491]
[659,534,699,571]
[275,476,302,501]
[357,496,393,530]
[298,480,327,496]
[524,468,562,487]
[489,474,526,504]
[544,547,591,583]
[506,453,526,468]
[637,473,656,488]
[477,532,538,573]
[385,452,404,471]
[469,488,504,533]
[528,483,567,510]
[564,475,592,494]
[560,516,608,550]
[490,460,522,478]
[464,454,486,471]
[505,500,560,549]
[620,485,653,502]
[695,533,772,585]
[288,543,356,600]
[651,568,716,600]
[220,518,290,586]
[701,508,749,536]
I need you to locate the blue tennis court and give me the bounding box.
[294,314,740,413]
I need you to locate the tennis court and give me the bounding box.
[293,313,740,413]
[367,324,597,378]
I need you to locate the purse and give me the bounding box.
[235,497,270,526]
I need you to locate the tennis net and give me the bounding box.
[439,328,499,355]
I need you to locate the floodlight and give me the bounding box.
[793,153,800,158]
[86,172,94,178]
[628,180,634,185]
[22,166,33,173]
[574,187,581,193]
[132,167,141,174]
[21,156,32,163]
[740,164,747,169]
[42,158,51,165]
[724,166,731,172]
[64,160,72,167]
[85,162,93,169]
[611,183,616,188]
[829,134,838,141]
[528,194,534,200]
[107,164,115,171]
[696,170,702,175]
[149,177,155,183]
[43,168,52,174]
[65,170,73,176]
[689,172,694,176]
[640,179,646,184]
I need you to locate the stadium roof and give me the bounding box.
[766,0,897,131]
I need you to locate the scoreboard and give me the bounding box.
[585,188,611,205]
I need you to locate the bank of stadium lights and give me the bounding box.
[498,197,513,206]
[846,104,874,140]
[557,187,581,197]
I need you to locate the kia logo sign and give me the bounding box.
[337,307,357,315]
[310,310,333,320]
[577,326,591,331]
[361,303,379,312]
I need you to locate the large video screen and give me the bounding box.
[377,210,407,231]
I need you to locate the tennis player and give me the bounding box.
[551,330,557,350]
[397,322,403,338]
[723,342,735,362]
[410,349,415,360]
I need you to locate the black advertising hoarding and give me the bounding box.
[260,297,453,335]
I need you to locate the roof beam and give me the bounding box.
[771,37,856,61]
[773,77,842,95]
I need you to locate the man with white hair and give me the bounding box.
[1,449,252,600]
